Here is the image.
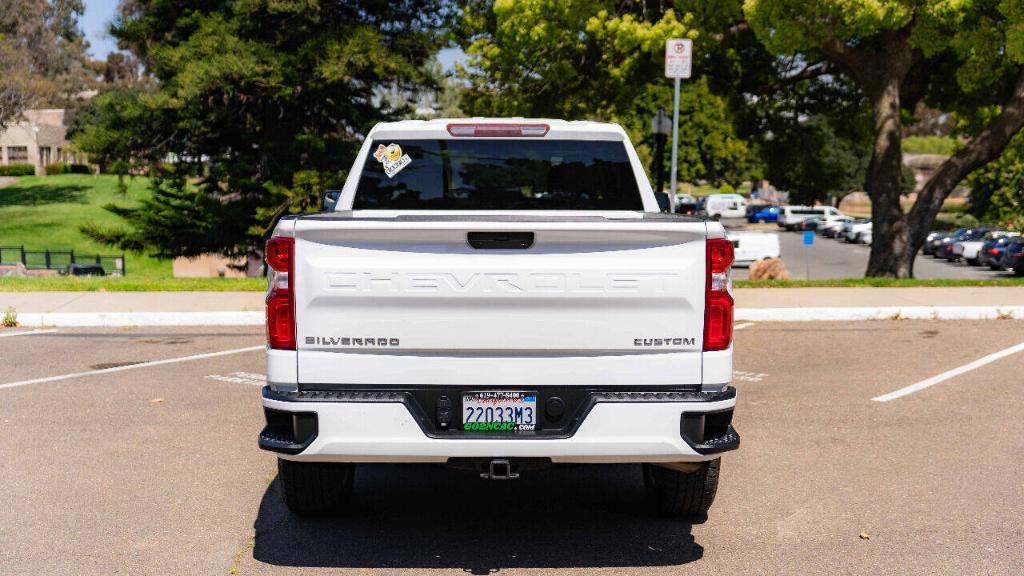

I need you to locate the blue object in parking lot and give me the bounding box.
[746,205,780,223]
[803,231,814,246]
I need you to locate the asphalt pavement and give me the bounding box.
[2,322,1024,575]
[727,220,1017,280]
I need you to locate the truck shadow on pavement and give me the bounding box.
[252,463,703,573]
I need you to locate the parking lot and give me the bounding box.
[2,322,1024,575]
[725,220,1016,280]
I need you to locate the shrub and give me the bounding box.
[2,307,17,328]
[44,162,69,175]
[0,164,35,176]
[69,164,91,174]
[902,136,960,156]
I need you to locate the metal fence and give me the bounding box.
[0,246,126,275]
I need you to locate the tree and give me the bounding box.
[455,1,759,187]
[0,0,90,129]
[78,0,451,261]
[760,115,870,206]
[966,132,1024,228]
[744,0,1024,277]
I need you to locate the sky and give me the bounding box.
[82,0,119,60]
[82,1,466,69]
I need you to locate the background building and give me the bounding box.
[0,109,86,175]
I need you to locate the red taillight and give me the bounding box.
[704,238,734,351]
[991,249,1000,255]
[446,123,550,137]
[265,236,295,350]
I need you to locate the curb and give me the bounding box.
[8,306,1024,327]
[736,306,1024,321]
[14,312,264,327]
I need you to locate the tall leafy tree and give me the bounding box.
[80,0,451,260]
[744,0,1024,277]
[966,132,1024,228]
[455,0,759,187]
[0,0,89,129]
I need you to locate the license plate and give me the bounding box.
[462,392,537,432]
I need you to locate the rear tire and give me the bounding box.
[644,459,721,518]
[277,458,355,516]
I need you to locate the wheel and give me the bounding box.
[712,214,721,221]
[644,459,721,518]
[277,458,355,516]
[990,264,1003,271]
[967,257,979,266]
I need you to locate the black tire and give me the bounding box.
[990,264,1003,271]
[644,459,721,518]
[277,458,355,516]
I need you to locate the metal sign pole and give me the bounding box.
[664,38,691,215]
[670,77,680,214]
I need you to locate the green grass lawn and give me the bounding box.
[0,174,171,278]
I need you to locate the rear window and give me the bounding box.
[353,139,642,210]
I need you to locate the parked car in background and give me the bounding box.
[955,230,1006,265]
[926,229,963,257]
[729,231,781,265]
[996,238,1024,273]
[840,219,872,243]
[704,193,748,220]
[935,228,988,260]
[1013,246,1024,276]
[778,205,844,231]
[746,205,780,223]
[801,217,823,231]
[675,193,701,215]
[979,233,1021,269]
[947,228,992,262]
[819,216,854,238]
[922,230,948,255]
[66,263,105,276]
[861,228,872,245]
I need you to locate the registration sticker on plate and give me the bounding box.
[462,392,537,432]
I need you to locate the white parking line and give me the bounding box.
[734,323,755,330]
[0,328,58,339]
[872,341,1024,402]
[0,345,264,391]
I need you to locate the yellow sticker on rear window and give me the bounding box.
[373,143,412,178]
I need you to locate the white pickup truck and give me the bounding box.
[259,119,739,518]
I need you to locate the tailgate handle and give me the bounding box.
[467,231,534,249]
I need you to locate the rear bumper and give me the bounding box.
[259,386,739,464]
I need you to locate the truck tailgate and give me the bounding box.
[290,216,708,387]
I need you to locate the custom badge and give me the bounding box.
[373,143,412,177]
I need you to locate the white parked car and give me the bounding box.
[818,215,854,238]
[703,193,747,219]
[728,231,781,266]
[778,205,844,231]
[840,220,872,243]
[951,229,997,264]
[260,119,739,518]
